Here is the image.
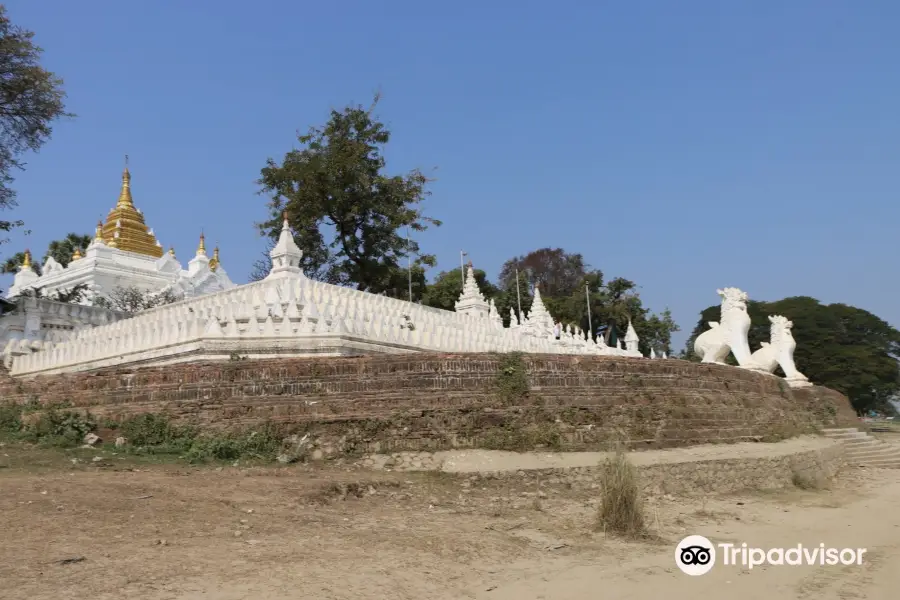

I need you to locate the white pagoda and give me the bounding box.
[6,162,234,303]
[1,161,235,352]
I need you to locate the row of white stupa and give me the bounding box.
[8,215,648,377]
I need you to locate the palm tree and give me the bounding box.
[45,233,92,267]
[0,251,41,276]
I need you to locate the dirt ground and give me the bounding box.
[1,441,899,600]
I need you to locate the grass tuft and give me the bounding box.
[596,448,646,538]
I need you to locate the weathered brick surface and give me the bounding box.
[0,354,856,452]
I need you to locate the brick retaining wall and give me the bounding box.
[0,353,857,453]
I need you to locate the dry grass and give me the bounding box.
[791,466,830,490]
[595,449,646,537]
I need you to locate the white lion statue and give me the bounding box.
[748,315,811,387]
[693,287,755,367]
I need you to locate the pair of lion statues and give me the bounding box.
[693,287,811,388]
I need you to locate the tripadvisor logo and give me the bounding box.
[675,535,867,575]
[676,535,716,576]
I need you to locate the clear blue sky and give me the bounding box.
[2,0,898,351]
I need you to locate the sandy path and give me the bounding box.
[2,441,899,600]
[472,471,900,600]
[436,435,836,472]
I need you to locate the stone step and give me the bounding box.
[841,438,884,450]
[845,449,900,460]
[850,459,900,468]
[823,428,861,434]
[845,443,900,453]
[828,432,870,440]
[845,447,900,458]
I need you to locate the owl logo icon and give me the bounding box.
[675,535,716,575]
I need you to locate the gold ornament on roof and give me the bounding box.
[209,246,220,272]
[94,220,104,243]
[168,247,176,258]
[196,232,207,257]
[21,249,32,269]
[99,156,163,257]
[71,247,83,261]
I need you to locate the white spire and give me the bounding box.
[523,284,553,335]
[488,298,503,329]
[267,211,304,279]
[454,262,489,318]
[624,319,640,354]
[460,264,483,300]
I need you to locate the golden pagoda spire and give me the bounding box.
[100,159,163,257]
[116,155,134,209]
[21,249,31,269]
[209,245,220,272]
[94,220,104,243]
[71,247,83,261]
[196,231,207,256]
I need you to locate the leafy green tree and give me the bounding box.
[45,232,91,267]
[684,296,900,414]
[0,7,71,248]
[497,248,679,353]
[379,262,428,303]
[256,95,440,291]
[498,247,588,298]
[0,249,38,275]
[0,232,91,275]
[422,267,499,311]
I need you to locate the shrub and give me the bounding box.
[791,466,829,490]
[495,352,529,404]
[596,449,646,537]
[0,403,23,436]
[23,409,97,447]
[184,424,283,463]
[119,413,196,454]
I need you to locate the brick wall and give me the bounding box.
[0,353,857,453]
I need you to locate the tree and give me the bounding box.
[1,249,38,275]
[498,248,588,298]
[0,7,71,247]
[684,296,900,415]
[422,267,500,312]
[248,246,272,282]
[93,286,179,314]
[256,94,440,291]
[497,248,680,353]
[10,281,87,303]
[44,232,91,267]
[380,263,428,303]
[0,232,91,275]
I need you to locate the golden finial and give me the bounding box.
[21,249,31,269]
[196,231,206,256]
[116,155,134,209]
[94,220,103,242]
[168,247,176,258]
[209,245,220,272]
[71,247,83,261]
